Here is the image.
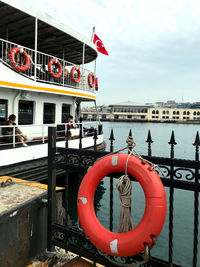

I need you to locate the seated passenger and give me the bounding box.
[64,115,75,129]
[64,115,77,138]
[2,114,28,147]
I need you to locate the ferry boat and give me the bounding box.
[0,0,104,178]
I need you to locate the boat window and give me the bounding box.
[62,104,71,122]
[0,99,8,124]
[92,114,97,120]
[83,114,88,120]
[18,100,34,125]
[43,103,55,124]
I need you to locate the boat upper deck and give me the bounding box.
[0,0,98,100]
[0,0,97,64]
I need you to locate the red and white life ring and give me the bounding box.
[70,66,81,83]
[88,72,95,88]
[77,154,167,257]
[95,77,98,91]
[10,47,30,72]
[48,58,62,79]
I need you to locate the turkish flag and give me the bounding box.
[93,33,109,56]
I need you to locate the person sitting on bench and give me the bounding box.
[2,114,28,147]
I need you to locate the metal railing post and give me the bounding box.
[79,122,83,149]
[168,130,177,265]
[13,126,15,148]
[34,18,38,82]
[42,125,45,143]
[192,131,200,267]
[109,129,115,231]
[47,126,56,251]
[65,124,68,148]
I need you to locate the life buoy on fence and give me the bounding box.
[88,72,95,88]
[70,66,81,83]
[95,77,98,91]
[48,58,62,79]
[10,47,30,72]
[77,154,167,257]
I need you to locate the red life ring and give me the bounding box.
[48,58,62,79]
[95,77,98,91]
[70,66,81,83]
[88,72,95,88]
[77,154,167,257]
[10,47,30,72]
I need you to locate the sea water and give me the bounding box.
[70,121,200,267]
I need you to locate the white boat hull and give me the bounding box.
[0,134,104,167]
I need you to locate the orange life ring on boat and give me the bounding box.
[70,66,81,83]
[77,154,167,257]
[88,72,95,88]
[48,58,62,79]
[95,77,98,91]
[10,47,30,72]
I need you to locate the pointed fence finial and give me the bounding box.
[109,128,115,141]
[109,129,115,152]
[168,130,177,145]
[129,129,132,137]
[146,130,153,143]
[193,131,200,146]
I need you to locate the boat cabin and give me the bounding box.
[0,0,103,167]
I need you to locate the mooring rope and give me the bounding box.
[116,174,133,233]
[116,136,135,233]
[116,135,165,234]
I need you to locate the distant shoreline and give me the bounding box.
[83,119,200,125]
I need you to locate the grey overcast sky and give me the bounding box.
[19,0,200,105]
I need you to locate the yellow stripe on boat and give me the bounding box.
[0,80,96,99]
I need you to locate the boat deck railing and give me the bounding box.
[0,38,95,93]
[0,121,101,148]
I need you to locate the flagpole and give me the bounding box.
[91,26,96,78]
[91,27,99,123]
[91,26,95,41]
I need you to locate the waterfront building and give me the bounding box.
[82,101,200,123]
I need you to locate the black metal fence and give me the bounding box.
[47,127,200,267]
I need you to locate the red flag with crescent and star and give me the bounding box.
[93,33,109,56]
